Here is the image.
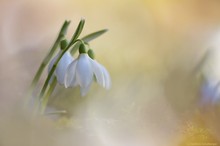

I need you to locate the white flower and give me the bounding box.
[48,51,74,85]
[199,47,220,104]
[65,53,111,96]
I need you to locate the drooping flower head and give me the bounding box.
[87,49,111,89]
[65,44,111,96]
[48,40,74,85]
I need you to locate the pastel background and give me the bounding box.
[1,0,220,146]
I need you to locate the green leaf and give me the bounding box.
[59,20,71,38]
[28,20,71,94]
[40,78,57,114]
[69,19,85,47]
[82,29,108,43]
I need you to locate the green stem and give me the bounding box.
[39,40,85,113]
[40,78,57,114]
[45,110,67,115]
[38,19,85,103]
[39,40,81,98]
[27,20,70,99]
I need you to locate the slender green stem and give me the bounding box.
[38,20,85,113]
[68,19,85,47]
[45,110,67,115]
[26,21,70,100]
[70,41,80,55]
[40,78,57,114]
[39,40,82,98]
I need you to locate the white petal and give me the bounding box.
[56,51,74,84]
[100,65,111,89]
[201,82,215,103]
[90,59,105,87]
[69,71,78,87]
[64,59,77,88]
[212,82,220,103]
[76,54,93,88]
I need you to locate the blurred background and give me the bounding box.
[1,0,220,145]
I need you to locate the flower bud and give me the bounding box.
[79,43,87,54]
[60,39,68,50]
[88,49,95,59]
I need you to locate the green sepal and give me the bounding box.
[82,29,108,43]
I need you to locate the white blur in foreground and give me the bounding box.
[200,33,220,104]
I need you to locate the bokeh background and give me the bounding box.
[1,0,220,145]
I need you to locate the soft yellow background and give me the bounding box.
[1,0,220,146]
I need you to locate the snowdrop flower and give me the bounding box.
[48,49,74,85]
[200,47,220,104]
[65,44,111,96]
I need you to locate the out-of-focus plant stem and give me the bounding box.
[26,20,70,104]
[31,20,70,90]
[39,19,85,113]
[40,78,57,114]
